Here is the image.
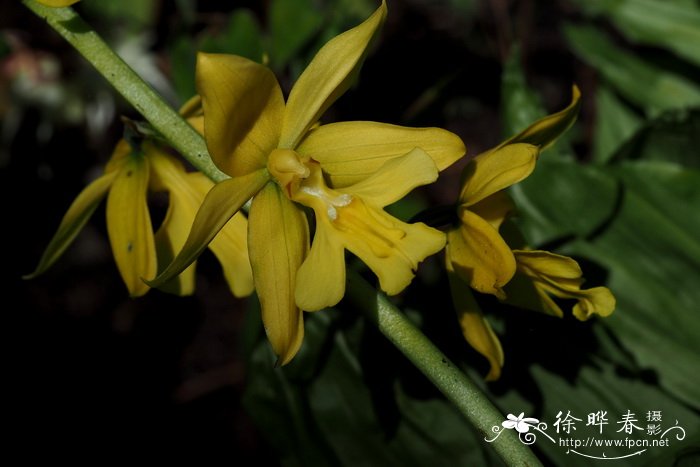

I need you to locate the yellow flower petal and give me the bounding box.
[571,287,616,320]
[447,210,516,299]
[501,268,564,317]
[146,169,268,288]
[106,155,156,297]
[468,191,515,231]
[344,148,438,208]
[446,263,504,381]
[512,250,616,320]
[297,121,465,187]
[505,85,582,150]
[295,220,346,311]
[248,183,309,365]
[459,142,538,206]
[35,0,80,7]
[147,149,196,295]
[153,191,197,296]
[190,174,254,298]
[196,53,285,177]
[148,148,253,297]
[514,250,583,281]
[279,1,387,148]
[24,171,117,279]
[105,139,133,173]
[328,198,445,296]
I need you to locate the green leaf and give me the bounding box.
[82,0,157,30]
[308,324,500,466]
[592,85,644,164]
[571,0,700,67]
[564,25,700,116]
[612,109,700,167]
[168,36,197,102]
[512,154,700,407]
[571,161,700,407]
[199,9,265,62]
[501,45,547,138]
[509,158,618,246]
[492,360,700,466]
[501,45,574,159]
[242,312,337,467]
[244,310,503,466]
[269,0,323,69]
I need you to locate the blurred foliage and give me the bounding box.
[6,0,700,464]
[167,0,376,103]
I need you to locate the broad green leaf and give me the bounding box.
[571,161,700,407]
[509,158,618,246]
[571,0,700,67]
[564,25,700,116]
[592,85,644,164]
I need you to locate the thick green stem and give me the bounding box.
[22,0,227,182]
[347,272,543,467]
[26,2,541,465]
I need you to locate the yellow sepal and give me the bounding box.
[446,260,504,381]
[297,121,465,187]
[106,154,156,297]
[279,1,387,148]
[24,171,117,279]
[248,183,309,365]
[146,169,268,288]
[196,53,285,177]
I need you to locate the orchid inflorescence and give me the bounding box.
[28,0,614,379]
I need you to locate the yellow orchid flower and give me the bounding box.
[445,86,614,381]
[25,138,254,298]
[35,0,80,7]
[447,85,582,300]
[507,250,615,321]
[149,0,466,365]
